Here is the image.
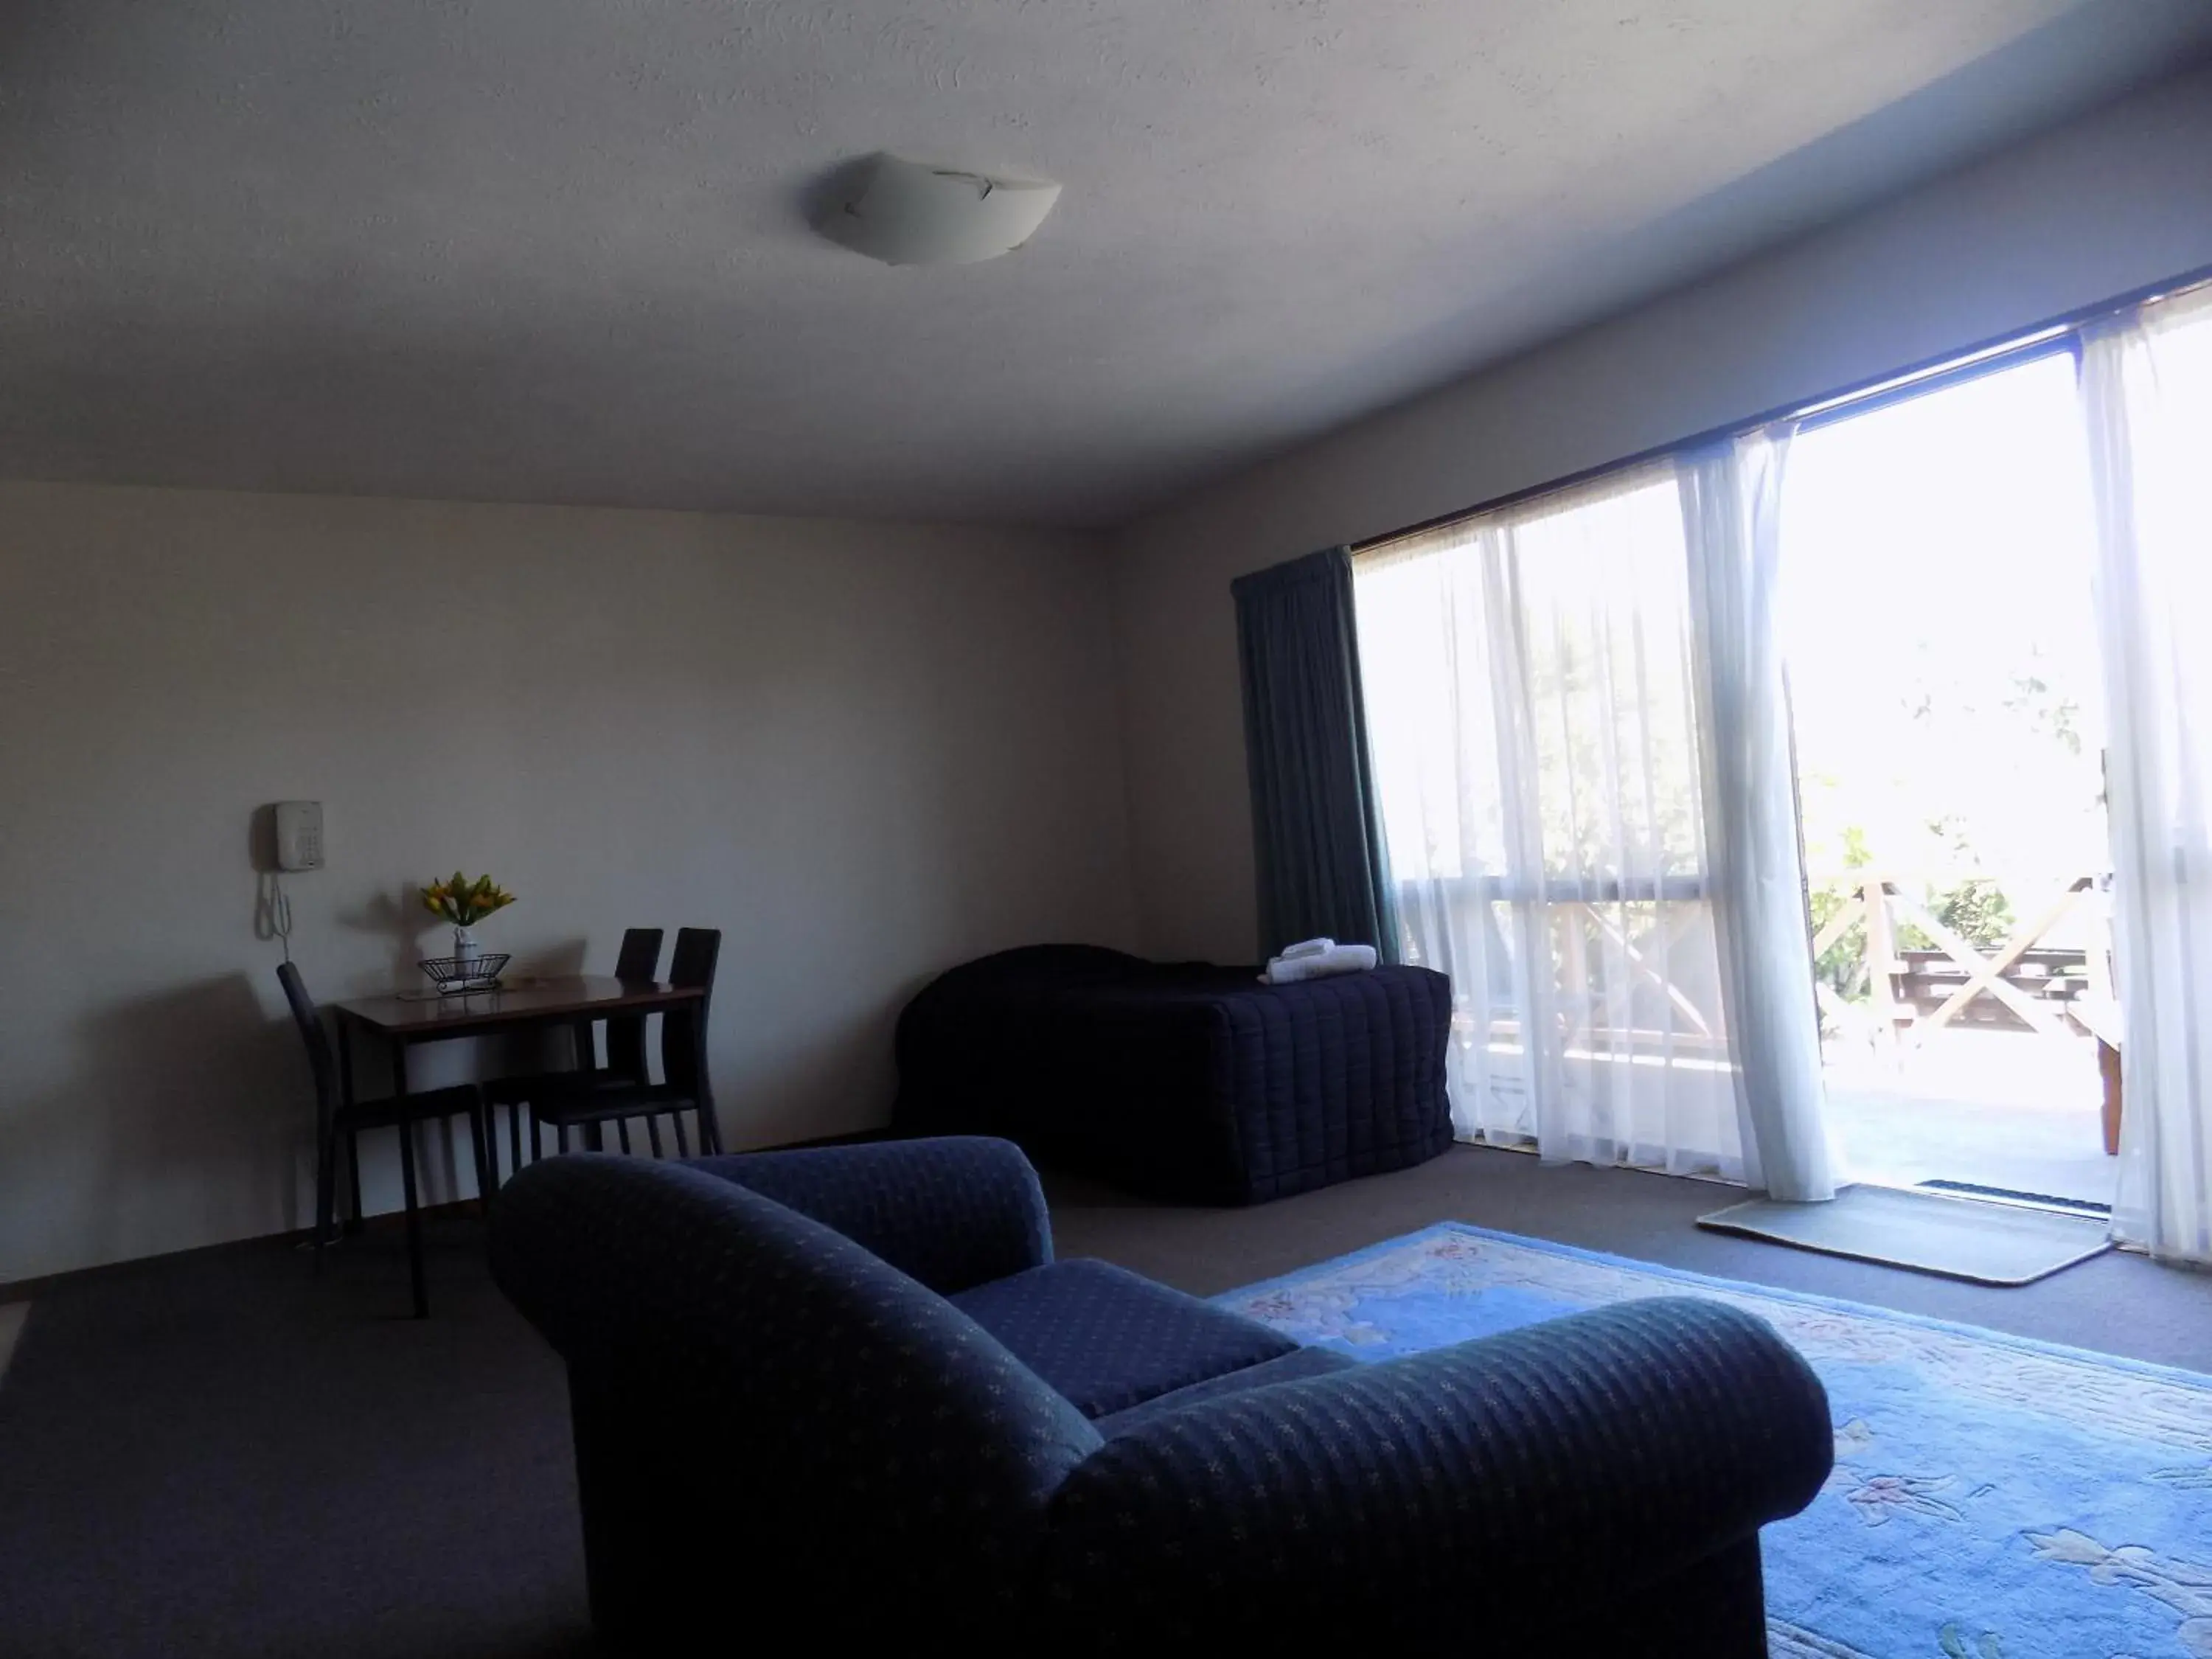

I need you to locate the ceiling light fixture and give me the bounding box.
[814,153,1061,267]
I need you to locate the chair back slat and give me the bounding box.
[605,928,664,1082]
[276,961,338,1120]
[613,928,663,981]
[669,927,718,991]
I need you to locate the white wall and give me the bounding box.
[0,481,1134,1281]
[1109,63,2212,964]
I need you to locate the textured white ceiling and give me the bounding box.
[3,0,2209,527]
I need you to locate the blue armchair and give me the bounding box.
[490,1138,1832,1654]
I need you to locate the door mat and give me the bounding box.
[1695,1183,2112,1285]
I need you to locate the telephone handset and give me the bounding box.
[274,801,324,871]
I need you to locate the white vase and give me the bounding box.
[453,926,481,971]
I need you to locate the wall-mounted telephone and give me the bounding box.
[274,801,325,871]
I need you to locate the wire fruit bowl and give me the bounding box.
[420,953,511,995]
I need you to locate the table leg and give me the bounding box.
[314,1022,345,1259]
[313,1124,335,1267]
[469,1103,493,1207]
[397,1115,427,1319]
[389,1040,428,1316]
[334,1020,357,1235]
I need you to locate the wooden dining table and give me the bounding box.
[330,973,719,1168]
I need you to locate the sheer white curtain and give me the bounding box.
[1357,466,1745,1180]
[1681,434,1838,1201]
[2080,284,2212,1267]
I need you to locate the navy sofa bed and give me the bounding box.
[491,1136,1834,1655]
[893,943,1455,1203]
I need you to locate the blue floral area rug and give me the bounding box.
[1217,1224,2212,1659]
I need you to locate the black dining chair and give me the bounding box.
[484,927,663,1181]
[532,927,723,1158]
[277,961,490,1319]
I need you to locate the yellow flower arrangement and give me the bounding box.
[420,872,517,927]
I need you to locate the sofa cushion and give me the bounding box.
[950,1259,1298,1418]
[1091,1343,1358,1436]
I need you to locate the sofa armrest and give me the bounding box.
[686,1135,1051,1294]
[1034,1297,1832,1646]
[490,1152,1097,1647]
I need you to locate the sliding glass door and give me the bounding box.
[1775,349,2115,1207]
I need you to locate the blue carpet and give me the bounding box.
[1218,1223,2212,1659]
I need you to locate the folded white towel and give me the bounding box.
[1261,942,1378,984]
[1279,936,1335,961]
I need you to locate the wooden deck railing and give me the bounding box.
[1810,872,2114,1051]
[1400,868,2115,1058]
[1399,872,1725,1059]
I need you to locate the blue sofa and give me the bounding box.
[490,1138,1833,1654]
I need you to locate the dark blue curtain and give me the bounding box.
[1232,546,1399,962]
